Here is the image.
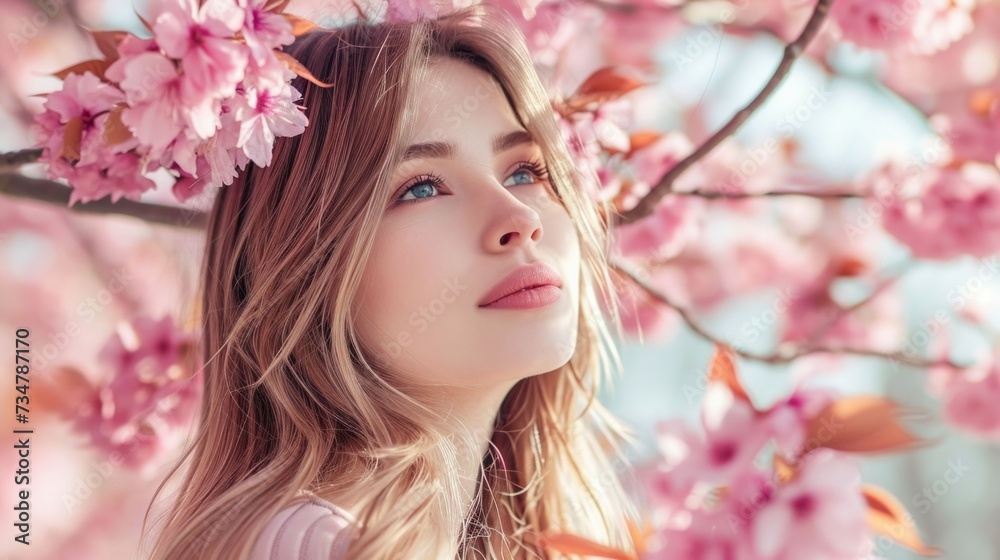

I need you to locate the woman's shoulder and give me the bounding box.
[249,491,358,560]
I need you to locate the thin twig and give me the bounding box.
[610,258,966,369]
[0,173,207,229]
[616,0,835,225]
[801,259,917,349]
[668,188,861,200]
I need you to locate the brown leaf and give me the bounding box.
[625,518,654,557]
[61,116,84,160]
[773,452,796,483]
[805,396,926,454]
[54,59,111,81]
[274,51,333,88]
[706,344,752,406]
[968,89,999,118]
[835,256,868,277]
[88,29,129,61]
[565,66,648,112]
[864,484,942,556]
[104,104,133,146]
[31,366,97,416]
[284,13,319,36]
[135,7,154,32]
[625,130,661,158]
[538,532,636,560]
[265,0,293,13]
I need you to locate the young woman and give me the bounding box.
[141,4,642,559]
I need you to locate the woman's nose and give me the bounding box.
[481,186,544,253]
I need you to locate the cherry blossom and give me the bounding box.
[115,51,221,155]
[882,161,1000,260]
[32,72,157,204]
[911,0,976,54]
[931,108,1000,165]
[239,0,296,64]
[930,352,1000,441]
[750,450,868,560]
[831,0,917,50]
[70,316,203,467]
[153,0,247,99]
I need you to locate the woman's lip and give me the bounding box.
[479,285,561,309]
[478,261,563,307]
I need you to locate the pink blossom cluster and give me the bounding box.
[929,351,1000,442]
[639,382,875,560]
[831,0,976,53]
[57,316,203,468]
[869,160,1000,260]
[33,0,310,205]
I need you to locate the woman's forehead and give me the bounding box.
[405,58,520,145]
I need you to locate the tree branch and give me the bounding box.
[610,258,966,369]
[668,188,861,200]
[0,149,43,171]
[800,259,916,349]
[0,173,207,230]
[615,0,835,225]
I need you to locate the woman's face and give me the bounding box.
[354,57,581,392]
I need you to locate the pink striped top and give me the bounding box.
[250,491,358,560]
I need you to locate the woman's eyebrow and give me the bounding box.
[400,129,535,162]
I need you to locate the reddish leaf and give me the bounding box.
[968,89,999,118]
[773,452,796,484]
[135,7,154,32]
[62,117,84,160]
[835,256,868,277]
[265,0,293,13]
[284,13,319,36]
[565,66,648,112]
[805,396,926,454]
[54,59,111,81]
[625,130,661,158]
[32,366,97,416]
[538,531,636,560]
[863,484,942,556]
[104,104,133,146]
[87,29,129,61]
[274,51,333,87]
[706,344,752,405]
[625,518,654,557]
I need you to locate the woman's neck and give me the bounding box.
[311,379,518,526]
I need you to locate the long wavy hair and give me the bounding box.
[140,4,641,559]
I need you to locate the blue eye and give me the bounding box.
[393,159,551,207]
[395,174,445,205]
[503,160,550,188]
[506,170,535,186]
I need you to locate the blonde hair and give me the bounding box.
[140,5,642,559]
